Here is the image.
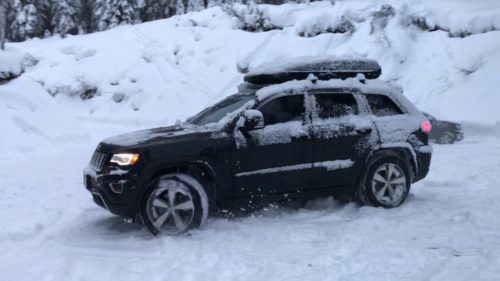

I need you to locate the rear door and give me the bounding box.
[309,90,378,189]
[231,92,313,197]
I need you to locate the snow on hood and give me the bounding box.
[102,124,216,147]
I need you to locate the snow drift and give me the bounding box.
[0,49,36,81]
[2,0,499,136]
[0,78,89,150]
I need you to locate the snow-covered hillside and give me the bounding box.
[1,1,500,281]
[4,1,500,131]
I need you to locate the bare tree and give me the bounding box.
[0,2,5,49]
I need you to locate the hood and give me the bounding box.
[101,124,218,149]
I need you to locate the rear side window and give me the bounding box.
[366,94,403,117]
[314,93,359,119]
[259,95,305,125]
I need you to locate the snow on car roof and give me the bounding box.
[255,75,399,100]
[244,57,381,85]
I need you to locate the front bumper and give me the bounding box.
[83,166,141,218]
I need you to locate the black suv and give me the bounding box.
[84,59,432,235]
[423,112,464,144]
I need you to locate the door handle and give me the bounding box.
[291,134,309,141]
[355,127,372,135]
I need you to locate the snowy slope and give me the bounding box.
[0,78,89,150]
[5,0,500,131]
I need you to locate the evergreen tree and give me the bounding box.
[187,0,204,13]
[5,0,22,42]
[207,0,222,8]
[55,0,78,37]
[12,3,39,40]
[138,0,174,22]
[97,0,138,31]
[35,0,59,37]
[0,1,7,49]
[175,0,185,15]
[74,0,101,34]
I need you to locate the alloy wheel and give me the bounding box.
[371,163,407,206]
[146,180,195,234]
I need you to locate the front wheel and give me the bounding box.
[141,174,209,235]
[358,157,411,208]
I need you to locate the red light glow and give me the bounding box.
[422,120,432,133]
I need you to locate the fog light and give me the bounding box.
[109,182,124,194]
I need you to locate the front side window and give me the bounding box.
[366,94,403,117]
[258,94,305,125]
[314,93,359,119]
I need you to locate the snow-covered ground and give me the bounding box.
[1,1,500,280]
[1,129,499,281]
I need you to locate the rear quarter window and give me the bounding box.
[366,94,404,117]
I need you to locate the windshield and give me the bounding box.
[188,94,255,126]
[423,112,436,121]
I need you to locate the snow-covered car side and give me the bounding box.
[83,60,432,235]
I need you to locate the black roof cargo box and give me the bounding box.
[244,58,381,85]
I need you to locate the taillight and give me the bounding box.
[421,120,432,133]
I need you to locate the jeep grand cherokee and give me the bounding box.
[84,59,432,235]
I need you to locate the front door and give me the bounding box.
[309,91,377,189]
[231,92,313,198]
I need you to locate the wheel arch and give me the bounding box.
[363,146,417,182]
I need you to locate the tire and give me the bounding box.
[358,155,411,208]
[436,132,455,144]
[141,173,209,235]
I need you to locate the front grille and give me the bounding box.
[90,151,108,170]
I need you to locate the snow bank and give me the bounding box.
[1,0,499,143]
[0,78,89,150]
[0,50,34,81]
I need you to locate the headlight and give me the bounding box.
[110,153,140,166]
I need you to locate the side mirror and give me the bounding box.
[241,109,264,131]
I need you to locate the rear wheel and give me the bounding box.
[358,156,411,208]
[141,174,209,235]
[436,132,455,144]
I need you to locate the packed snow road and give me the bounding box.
[1,135,499,281]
